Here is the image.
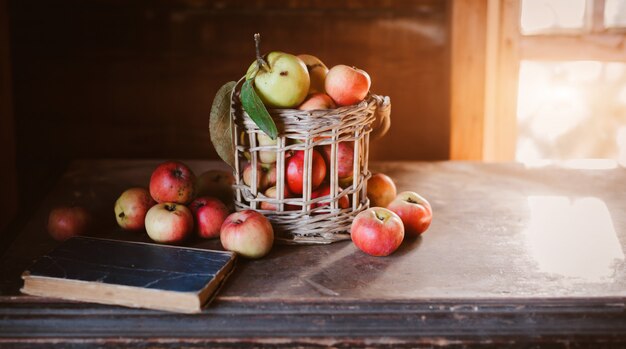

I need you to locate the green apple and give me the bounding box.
[258,133,277,164]
[246,52,310,108]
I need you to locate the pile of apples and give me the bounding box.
[355,173,433,257]
[243,50,434,257]
[46,48,433,259]
[112,160,273,259]
[247,51,371,110]
[241,51,371,209]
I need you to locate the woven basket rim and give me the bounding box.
[230,77,386,123]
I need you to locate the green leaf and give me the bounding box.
[209,81,237,168]
[240,79,278,140]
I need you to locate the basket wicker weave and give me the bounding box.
[230,79,390,244]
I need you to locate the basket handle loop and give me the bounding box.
[370,95,391,140]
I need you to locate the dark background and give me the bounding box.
[1,0,450,238]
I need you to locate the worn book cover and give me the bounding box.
[21,237,236,313]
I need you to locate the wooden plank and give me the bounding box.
[1,297,626,347]
[449,0,488,160]
[520,33,626,61]
[0,0,18,233]
[483,0,520,161]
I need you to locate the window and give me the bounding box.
[516,0,626,165]
[450,0,626,163]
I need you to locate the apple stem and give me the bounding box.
[254,33,270,73]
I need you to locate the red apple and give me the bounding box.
[367,173,397,208]
[311,183,350,209]
[285,150,326,195]
[47,206,91,241]
[149,161,196,204]
[189,196,230,239]
[145,203,194,243]
[260,186,297,211]
[298,93,336,111]
[321,142,355,180]
[195,169,234,205]
[325,65,371,106]
[387,191,433,237]
[114,188,156,231]
[351,207,404,257]
[220,210,274,259]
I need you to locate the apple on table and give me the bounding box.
[195,169,235,205]
[189,196,230,239]
[367,173,397,208]
[149,161,196,205]
[387,191,433,237]
[220,210,274,259]
[145,203,194,244]
[114,187,155,231]
[351,207,404,257]
[47,205,92,241]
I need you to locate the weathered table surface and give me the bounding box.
[2,159,626,347]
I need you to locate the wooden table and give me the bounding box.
[2,159,626,347]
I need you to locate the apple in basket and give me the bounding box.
[114,187,156,231]
[297,54,329,95]
[387,191,433,237]
[351,207,404,257]
[257,133,278,164]
[311,183,350,209]
[260,186,297,211]
[298,93,336,111]
[243,163,276,192]
[149,161,196,205]
[246,52,310,108]
[325,65,371,107]
[321,141,355,181]
[145,203,194,243]
[220,210,274,259]
[285,149,327,195]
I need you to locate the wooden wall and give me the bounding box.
[8,0,450,205]
[0,0,18,233]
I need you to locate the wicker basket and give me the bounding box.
[230,79,390,244]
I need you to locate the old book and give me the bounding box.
[21,236,236,313]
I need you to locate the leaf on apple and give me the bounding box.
[240,79,278,140]
[210,81,237,168]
